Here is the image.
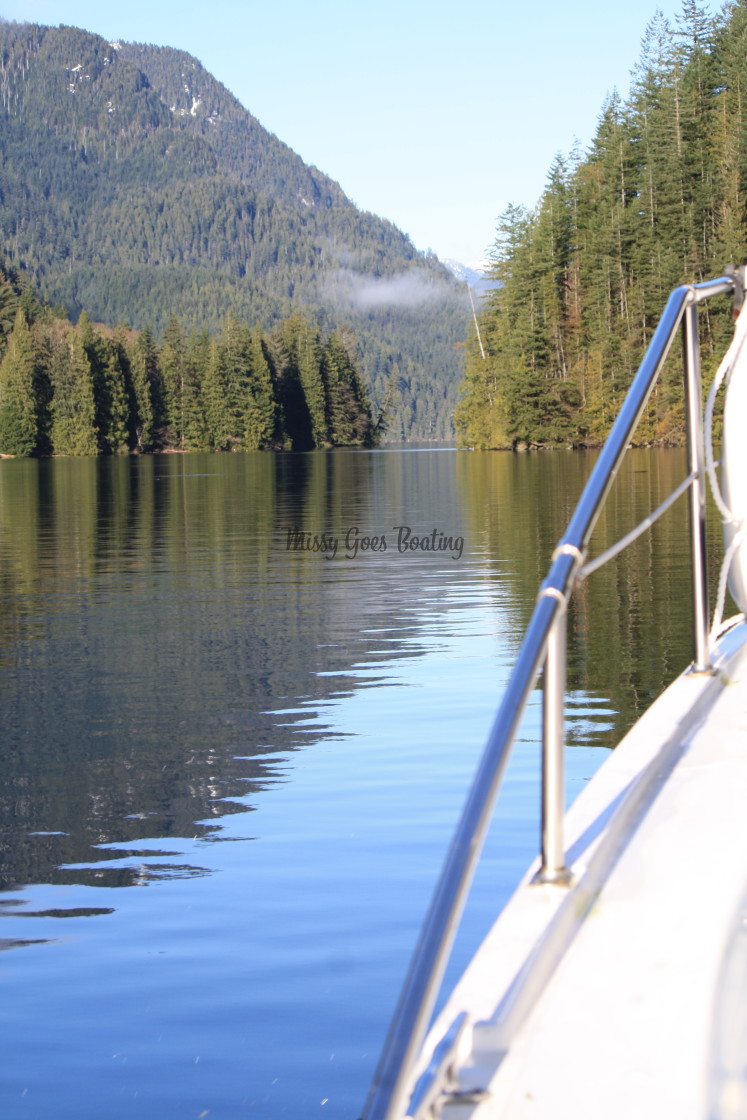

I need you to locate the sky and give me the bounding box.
[2,0,690,267]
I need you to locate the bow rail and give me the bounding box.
[361,269,744,1120]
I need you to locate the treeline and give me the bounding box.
[457,0,747,449]
[0,269,376,456]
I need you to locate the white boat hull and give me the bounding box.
[407,621,747,1119]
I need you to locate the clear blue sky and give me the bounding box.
[4,0,689,265]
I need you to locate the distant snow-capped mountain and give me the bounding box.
[440,258,494,293]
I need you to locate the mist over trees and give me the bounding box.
[457,0,747,449]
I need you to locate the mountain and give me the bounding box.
[0,20,469,439]
[441,259,488,289]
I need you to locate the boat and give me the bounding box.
[361,267,747,1120]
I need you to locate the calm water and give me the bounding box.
[0,446,700,1119]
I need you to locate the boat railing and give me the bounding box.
[361,268,745,1120]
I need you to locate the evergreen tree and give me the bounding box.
[76,310,129,454]
[159,316,188,445]
[707,0,746,275]
[182,330,210,451]
[322,329,374,446]
[202,338,233,450]
[101,337,131,454]
[675,0,719,280]
[128,326,159,451]
[50,327,98,455]
[294,316,328,448]
[222,312,253,439]
[30,321,54,455]
[575,91,639,440]
[0,309,40,455]
[0,280,20,348]
[274,312,328,449]
[245,327,278,449]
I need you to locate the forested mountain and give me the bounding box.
[0,21,469,439]
[457,0,747,449]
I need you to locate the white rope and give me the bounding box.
[579,473,696,580]
[710,525,747,646]
[712,611,746,641]
[704,298,747,644]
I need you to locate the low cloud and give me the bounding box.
[324,268,448,311]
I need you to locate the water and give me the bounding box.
[0,446,700,1118]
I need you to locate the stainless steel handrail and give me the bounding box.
[362,273,740,1120]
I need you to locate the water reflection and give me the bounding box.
[0,451,493,895]
[0,448,700,893]
[455,447,710,745]
[0,446,703,1119]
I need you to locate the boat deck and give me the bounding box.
[409,619,747,1119]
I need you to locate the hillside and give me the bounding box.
[0,20,469,438]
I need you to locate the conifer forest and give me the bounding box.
[0,262,376,456]
[457,1,747,449]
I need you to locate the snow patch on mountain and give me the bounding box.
[440,258,494,294]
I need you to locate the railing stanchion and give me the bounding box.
[535,604,570,884]
[682,299,712,672]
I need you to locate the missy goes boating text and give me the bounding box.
[285,525,465,560]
